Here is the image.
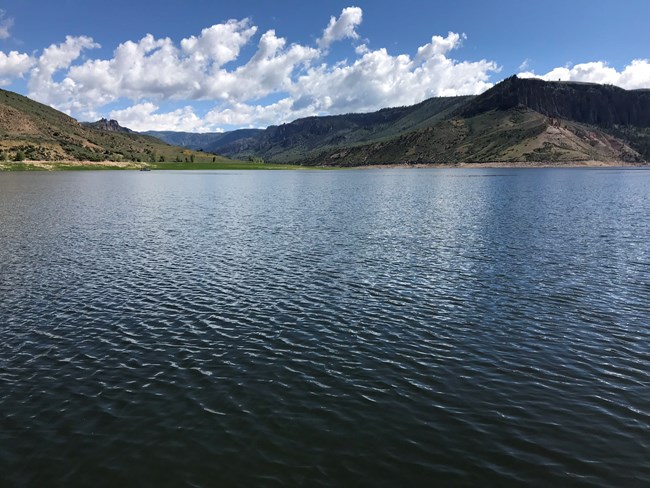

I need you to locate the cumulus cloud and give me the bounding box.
[292,32,496,115]
[0,50,34,85]
[26,21,318,116]
[109,102,211,132]
[65,34,202,108]
[204,98,328,129]
[106,27,497,131]
[216,30,319,101]
[27,35,100,112]
[17,7,503,131]
[318,6,363,49]
[180,18,257,66]
[0,10,13,40]
[519,59,650,90]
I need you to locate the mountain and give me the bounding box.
[148,95,471,162]
[0,89,228,164]
[147,76,650,166]
[3,77,648,167]
[83,118,133,133]
[143,128,264,152]
[459,76,650,127]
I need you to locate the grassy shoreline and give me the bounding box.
[0,159,646,172]
[355,160,649,169]
[0,160,317,171]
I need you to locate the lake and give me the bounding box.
[1,168,649,486]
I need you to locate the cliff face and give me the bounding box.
[462,76,650,128]
[84,118,133,133]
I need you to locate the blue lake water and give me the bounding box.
[1,168,649,486]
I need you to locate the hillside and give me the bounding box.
[305,108,641,166]
[143,128,265,152]
[0,89,230,164]
[147,76,650,166]
[3,76,649,168]
[149,96,471,161]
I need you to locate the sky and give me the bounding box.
[0,0,648,132]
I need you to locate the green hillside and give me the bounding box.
[0,89,231,167]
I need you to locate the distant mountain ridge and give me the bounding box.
[146,95,471,162]
[147,76,650,166]
[143,128,264,152]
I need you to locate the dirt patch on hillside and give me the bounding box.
[0,105,40,134]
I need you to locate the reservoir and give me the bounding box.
[1,168,649,486]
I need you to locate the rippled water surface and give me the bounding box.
[1,168,649,486]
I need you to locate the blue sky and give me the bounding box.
[1,0,648,132]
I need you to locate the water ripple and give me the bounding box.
[1,168,649,486]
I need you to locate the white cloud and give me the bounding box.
[108,30,497,132]
[618,59,650,90]
[204,98,324,129]
[0,10,13,40]
[27,21,318,115]
[416,32,465,59]
[519,59,650,90]
[355,44,369,55]
[214,30,319,101]
[291,32,496,115]
[518,58,531,71]
[318,6,363,49]
[180,18,257,66]
[0,50,34,85]
[109,102,211,132]
[16,7,502,131]
[67,34,201,106]
[27,35,100,112]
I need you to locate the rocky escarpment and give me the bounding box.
[84,118,133,133]
[460,75,650,128]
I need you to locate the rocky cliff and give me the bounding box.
[461,75,650,128]
[83,118,133,133]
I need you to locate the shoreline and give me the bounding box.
[353,160,648,169]
[1,159,647,172]
[0,160,308,171]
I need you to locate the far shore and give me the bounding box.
[354,160,649,169]
[0,159,647,172]
[0,160,309,171]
